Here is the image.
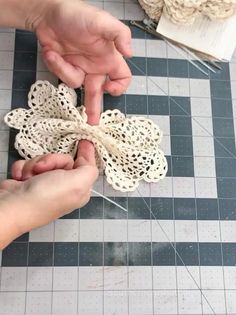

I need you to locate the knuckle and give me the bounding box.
[65,78,81,89]
[85,83,100,96]
[71,80,82,89]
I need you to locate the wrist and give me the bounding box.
[0,0,60,31]
[0,193,25,249]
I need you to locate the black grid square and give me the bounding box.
[128,197,150,219]
[104,197,127,219]
[104,242,127,266]
[189,63,209,79]
[217,178,236,198]
[213,118,235,137]
[211,98,233,118]
[79,242,103,266]
[171,135,193,156]
[196,199,219,220]
[172,156,194,177]
[29,242,53,266]
[152,242,175,265]
[176,243,199,266]
[151,198,173,220]
[210,80,232,99]
[13,70,36,90]
[104,94,125,112]
[223,243,236,266]
[148,95,169,115]
[15,31,37,52]
[210,63,230,81]
[170,97,191,116]
[215,158,236,178]
[214,137,236,158]
[168,59,188,78]
[170,116,192,136]
[126,95,148,114]
[174,198,196,220]
[128,57,146,76]
[219,199,236,220]
[147,58,167,77]
[128,242,151,266]
[11,90,29,109]
[2,243,28,266]
[14,52,37,71]
[54,242,78,266]
[80,197,103,219]
[199,243,222,266]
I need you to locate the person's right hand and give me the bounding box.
[33,0,132,124]
[0,141,98,247]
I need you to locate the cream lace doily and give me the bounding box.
[138,0,236,24]
[4,81,168,192]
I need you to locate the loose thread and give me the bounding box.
[91,189,128,212]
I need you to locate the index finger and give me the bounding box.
[84,74,105,125]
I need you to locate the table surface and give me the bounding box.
[0,1,236,314]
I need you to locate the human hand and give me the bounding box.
[34,0,132,124]
[0,141,98,248]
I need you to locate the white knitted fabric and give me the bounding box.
[4,81,168,192]
[138,0,236,24]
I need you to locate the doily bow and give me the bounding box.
[5,80,168,192]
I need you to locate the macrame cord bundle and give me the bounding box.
[4,81,168,192]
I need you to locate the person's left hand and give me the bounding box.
[0,141,98,248]
[33,0,132,124]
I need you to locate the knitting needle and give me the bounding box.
[130,20,209,76]
[142,18,217,73]
[181,46,216,73]
[166,41,209,76]
[208,60,222,71]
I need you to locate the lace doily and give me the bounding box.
[4,80,168,192]
[138,0,236,24]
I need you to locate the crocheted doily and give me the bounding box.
[4,81,168,192]
[138,0,236,24]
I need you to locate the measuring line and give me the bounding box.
[137,188,216,315]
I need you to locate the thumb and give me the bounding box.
[64,141,98,208]
[74,140,97,169]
